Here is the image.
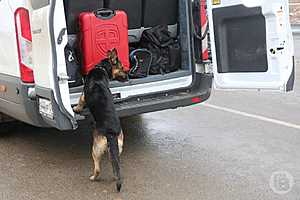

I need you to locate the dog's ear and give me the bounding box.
[107,50,113,58]
[112,48,118,56]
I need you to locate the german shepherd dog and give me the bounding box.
[73,49,127,192]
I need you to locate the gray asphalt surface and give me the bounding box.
[0,37,300,200]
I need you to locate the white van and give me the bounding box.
[0,0,294,130]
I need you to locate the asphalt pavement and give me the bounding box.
[0,36,300,200]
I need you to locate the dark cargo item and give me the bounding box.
[64,44,83,87]
[140,25,181,75]
[63,0,104,34]
[105,0,143,29]
[129,49,152,79]
[143,0,178,27]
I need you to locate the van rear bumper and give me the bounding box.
[115,73,213,117]
[0,74,47,127]
[76,73,213,119]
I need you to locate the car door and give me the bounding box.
[207,0,294,91]
[30,0,77,130]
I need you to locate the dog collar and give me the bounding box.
[95,66,109,78]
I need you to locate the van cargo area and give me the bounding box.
[62,0,195,105]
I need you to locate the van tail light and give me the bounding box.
[192,97,202,104]
[14,8,35,83]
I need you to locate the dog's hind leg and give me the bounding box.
[108,131,124,167]
[118,131,124,155]
[109,131,124,181]
[90,129,107,181]
[107,134,122,192]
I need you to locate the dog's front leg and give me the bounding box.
[73,94,86,113]
[90,129,107,181]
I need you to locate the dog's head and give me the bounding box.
[107,48,119,65]
[107,49,128,82]
[112,68,128,82]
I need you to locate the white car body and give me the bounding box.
[0,0,294,130]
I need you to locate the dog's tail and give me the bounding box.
[107,134,122,192]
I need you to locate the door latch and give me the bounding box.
[57,28,66,45]
[58,73,70,83]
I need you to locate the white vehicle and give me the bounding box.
[0,0,294,130]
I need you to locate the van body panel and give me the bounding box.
[0,0,21,77]
[208,0,294,91]
[52,0,74,116]
[30,0,77,129]
[31,7,54,89]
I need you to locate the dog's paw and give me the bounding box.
[112,175,120,181]
[73,105,83,113]
[89,175,98,181]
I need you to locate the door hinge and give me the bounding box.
[195,61,213,74]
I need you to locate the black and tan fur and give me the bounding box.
[107,48,128,81]
[73,51,127,192]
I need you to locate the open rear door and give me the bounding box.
[208,0,294,92]
[30,0,76,130]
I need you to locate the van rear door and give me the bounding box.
[30,0,76,130]
[208,0,294,92]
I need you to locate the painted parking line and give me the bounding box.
[202,103,300,130]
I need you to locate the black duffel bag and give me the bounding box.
[140,25,181,75]
[64,43,83,87]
